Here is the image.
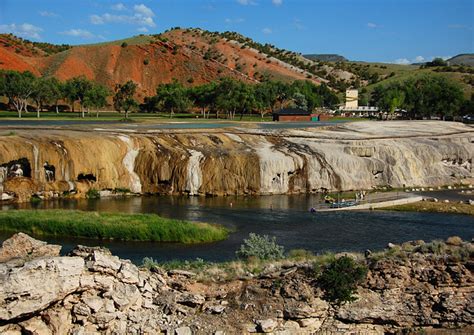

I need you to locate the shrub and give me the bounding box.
[86,188,100,199]
[318,256,367,305]
[236,233,284,261]
[142,257,159,269]
[288,249,314,260]
[121,42,128,48]
[143,58,149,65]
[446,236,463,246]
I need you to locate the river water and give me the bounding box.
[1,194,473,264]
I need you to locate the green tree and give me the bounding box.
[32,77,59,118]
[319,256,367,305]
[187,82,217,118]
[155,80,191,118]
[48,78,64,114]
[113,80,138,119]
[84,83,110,118]
[64,76,93,117]
[0,70,37,118]
[215,77,242,119]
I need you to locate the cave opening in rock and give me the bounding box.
[0,158,32,178]
[44,162,56,182]
[77,173,97,182]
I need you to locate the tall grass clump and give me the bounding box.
[0,210,228,243]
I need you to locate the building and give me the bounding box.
[273,108,312,121]
[338,89,379,117]
[345,89,358,109]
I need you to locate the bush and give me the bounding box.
[86,188,100,199]
[236,233,285,261]
[121,42,128,48]
[143,58,149,65]
[319,256,367,305]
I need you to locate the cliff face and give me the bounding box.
[0,233,472,334]
[0,121,472,201]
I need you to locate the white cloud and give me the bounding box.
[0,23,43,39]
[236,0,257,5]
[367,22,377,28]
[393,58,410,65]
[414,56,425,63]
[111,3,126,11]
[262,27,272,34]
[39,10,58,17]
[225,18,245,24]
[272,0,282,5]
[60,29,95,39]
[294,18,305,30]
[137,27,149,33]
[133,4,154,17]
[90,4,156,27]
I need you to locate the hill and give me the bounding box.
[0,29,472,99]
[304,54,348,62]
[447,54,474,66]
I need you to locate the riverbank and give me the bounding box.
[0,210,228,243]
[0,233,472,334]
[381,200,474,216]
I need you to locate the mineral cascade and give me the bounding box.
[0,121,472,202]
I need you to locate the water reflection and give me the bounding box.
[1,194,473,264]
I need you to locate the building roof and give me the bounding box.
[273,108,311,116]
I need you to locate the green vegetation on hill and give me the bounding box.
[304,54,348,62]
[0,33,70,55]
[0,210,229,243]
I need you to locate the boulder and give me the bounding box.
[175,326,193,335]
[0,233,61,263]
[256,319,278,333]
[0,256,84,321]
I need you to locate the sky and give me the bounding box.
[0,0,472,64]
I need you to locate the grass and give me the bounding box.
[0,210,229,243]
[381,201,474,216]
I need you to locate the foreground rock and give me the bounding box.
[0,233,473,334]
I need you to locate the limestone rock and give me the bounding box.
[0,233,61,263]
[256,319,278,333]
[175,326,192,335]
[0,256,84,321]
[19,317,52,335]
[176,293,205,307]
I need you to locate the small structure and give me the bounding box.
[345,89,359,109]
[337,89,379,117]
[273,108,312,122]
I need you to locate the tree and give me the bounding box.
[215,78,243,119]
[187,82,217,118]
[0,70,37,118]
[48,78,64,114]
[83,83,110,118]
[113,80,138,119]
[32,77,58,118]
[155,80,191,118]
[319,256,367,305]
[64,76,93,117]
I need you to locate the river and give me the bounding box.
[1,193,473,264]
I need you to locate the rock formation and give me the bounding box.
[0,121,472,202]
[0,233,472,334]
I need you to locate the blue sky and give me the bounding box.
[0,0,472,63]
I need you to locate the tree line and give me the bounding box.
[369,74,472,119]
[0,70,340,119]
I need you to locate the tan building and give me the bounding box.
[345,89,358,109]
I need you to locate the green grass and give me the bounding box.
[0,210,229,243]
[380,201,474,216]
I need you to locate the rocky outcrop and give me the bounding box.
[0,121,472,202]
[0,234,472,334]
